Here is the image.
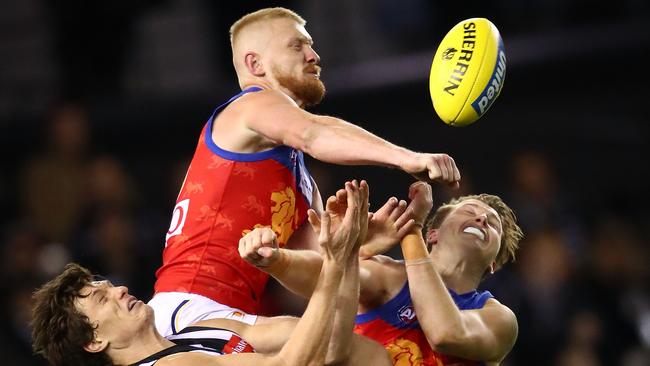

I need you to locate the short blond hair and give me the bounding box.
[426,194,524,271]
[229,7,306,45]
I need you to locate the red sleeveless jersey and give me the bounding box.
[154,87,313,314]
[354,282,493,366]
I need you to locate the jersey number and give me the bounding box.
[166,199,190,246]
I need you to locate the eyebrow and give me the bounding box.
[290,36,313,45]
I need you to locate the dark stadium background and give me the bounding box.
[1,1,649,365]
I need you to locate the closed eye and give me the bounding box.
[489,220,502,233]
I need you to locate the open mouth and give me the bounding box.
[463,226,485,241]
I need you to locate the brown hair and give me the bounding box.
[31,263,112,366]
[229,7,306,44]
[426,194,524,271]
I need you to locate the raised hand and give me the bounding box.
[359,196,419,258]
[309,180,364,263]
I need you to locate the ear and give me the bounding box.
[83,336,108,354]
[244,52,265,77]
[489,261,496,274]
[426,229,439,246]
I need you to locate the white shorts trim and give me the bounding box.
[148,292,258,337]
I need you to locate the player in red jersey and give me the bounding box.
[151,6,460,339]
[241,182,523,365]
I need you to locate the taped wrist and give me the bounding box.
[401,232,429,261]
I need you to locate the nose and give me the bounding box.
[113,286,129,299]
[305,46,320,65]
[474,214,488,227]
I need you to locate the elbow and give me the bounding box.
[426,327,464,354]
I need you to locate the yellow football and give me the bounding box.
[429,18,506,126]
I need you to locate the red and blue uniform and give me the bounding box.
[154,87,314,314]
[354,282,493,366]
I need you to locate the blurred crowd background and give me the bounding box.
[1,1,650,365]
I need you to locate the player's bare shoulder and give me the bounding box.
[212,88,296,151]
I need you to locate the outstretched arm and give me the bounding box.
[243,90,460,186]
[400,183,518,363]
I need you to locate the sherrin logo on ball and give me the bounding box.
[429,18,506,126]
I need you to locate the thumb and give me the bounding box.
[257,247,276,258]
[319,212,331,243]
[307,209,321,234]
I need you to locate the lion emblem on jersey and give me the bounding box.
[270,187,298,244]
[386,338,427,366]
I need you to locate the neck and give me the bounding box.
[109,326,174,365]
[240,79,306,108]
[430,250,484,294]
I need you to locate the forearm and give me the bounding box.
[326,250,360,364]
[401,232,465,348]
[263,249,323,298]
[304,116,415,169]
[278,259,344,365]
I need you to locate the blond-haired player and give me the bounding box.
[151,5,459,344]
[240,182,523,365]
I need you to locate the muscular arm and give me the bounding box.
[244,90,415,169]
[238,90,459,186]
[401,232,518,363]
